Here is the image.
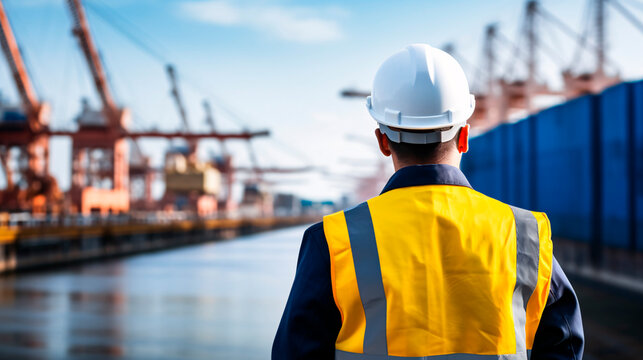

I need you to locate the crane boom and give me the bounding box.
[203,100,215,132]
[484,24,498,123]
[0,0,44,129]
[166,64,190,132]
[526,1,537,92]
[66,0,119,123]
[596,0,606,76]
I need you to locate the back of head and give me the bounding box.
[387,128,457,164]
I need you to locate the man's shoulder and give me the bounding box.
[303,221,325,239]
[299,221,331,267]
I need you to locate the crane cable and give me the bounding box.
[84,0,254,165]
[537,3,620,72]
[568,0,593,71]
[540,16,568,67]
[622,0,643,11]
[494,30,530,79]
[84,0,253,131]
[81,0,313,167]
[502,21,528,80]
[608,0,643,34]
[79,3,154,162]
[85,0,169,64]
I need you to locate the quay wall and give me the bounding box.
[0,216,317,273]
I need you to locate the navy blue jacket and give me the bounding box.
[273,165,584,360]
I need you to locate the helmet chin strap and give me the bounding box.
[379,123,464,144]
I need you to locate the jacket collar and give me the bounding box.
[380,164,472,195]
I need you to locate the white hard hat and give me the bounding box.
[366,44,475,144]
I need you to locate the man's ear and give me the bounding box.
[375,128,392,157]
[457,124,470,153]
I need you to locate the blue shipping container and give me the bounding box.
[632,81,643,251]
[461,79,643,251]
[512,116,535,210]
[600,83,631,248]
[503,123,517,206]
[534,97,594,241]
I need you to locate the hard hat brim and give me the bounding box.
[366,94,476,130]
[379,123,464,144]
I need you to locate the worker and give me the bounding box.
[272,44,583,360]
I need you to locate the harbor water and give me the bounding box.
[0,225,307,360]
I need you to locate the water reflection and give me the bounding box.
[0,225,305,359]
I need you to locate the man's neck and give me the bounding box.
[392,154,461,172]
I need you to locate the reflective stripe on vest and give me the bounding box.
[335,202,541,359]
[346,202,389,355]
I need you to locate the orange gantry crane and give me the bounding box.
[469,2,559,130]
[560,0,620,97]
[341,0,629,134]
[166,64,199,162]
[497,1,559,124]
[65,0,132,215]
[467,24,500,130]
[162,65,223,216]
[0,0,60,214]
[61,0,270,215]
[203,99,235,212]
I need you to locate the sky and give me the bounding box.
[0,0,642,202]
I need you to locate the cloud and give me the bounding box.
[184,1,241,25]
[181,1,345,43]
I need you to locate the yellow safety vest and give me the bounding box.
[323,184,553,360]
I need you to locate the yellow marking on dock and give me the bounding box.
[0,216,318,244]
[0,227,19,244]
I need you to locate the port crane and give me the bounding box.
[340,0,639,133]
[494,1,560,125]
[203,99,235,211]
[60,0,271,215]
[457,2,560,129]
[484,0,629,124]
[162,63,307,215]
[560,0,621,97]
[465,24,501,130]
[0,0,60,214]
[166,64,198,161]
[161,64,222,215]
[66,0,132,215]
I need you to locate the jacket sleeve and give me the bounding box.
[531,257,584,360]
[272,222,342,360]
